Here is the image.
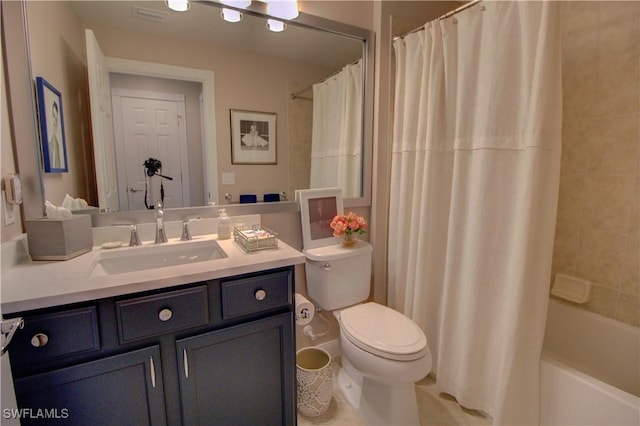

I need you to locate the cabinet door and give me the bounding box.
[177,312,295,426]
[14,346,166,425]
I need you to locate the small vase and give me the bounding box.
[342,233,357,247]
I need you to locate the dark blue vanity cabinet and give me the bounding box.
[7,266,296,426]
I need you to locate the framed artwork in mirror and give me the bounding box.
[36,77,68,173]
[230,109,276,165]
[298,188,344,249]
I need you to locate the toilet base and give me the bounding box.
[338,357,421,425]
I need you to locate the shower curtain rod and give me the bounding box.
[290,58,362,101]
[394,0,482,41]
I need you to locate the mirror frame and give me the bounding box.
[7,0,374,225]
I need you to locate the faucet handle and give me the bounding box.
[181,217,203,241]
[112,224,142,246]
[128,224,143,246]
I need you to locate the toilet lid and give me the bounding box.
[340,303,428,361]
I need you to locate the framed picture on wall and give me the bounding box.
[230,109,277,165]
[36,77,68,173]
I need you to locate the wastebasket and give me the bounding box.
[296,346,333,417]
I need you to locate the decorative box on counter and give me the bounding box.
[233,225,278,253]
[25,215,93,260]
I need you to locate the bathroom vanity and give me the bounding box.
[1,234,304,425]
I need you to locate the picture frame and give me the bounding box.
[298,188,344,249]
[36,77,68,173]
[230,109,277,165]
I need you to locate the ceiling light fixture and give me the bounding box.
[166,0,190,12]
[266,19,286,32]
[266,0,299,20]
[221,8,243,23]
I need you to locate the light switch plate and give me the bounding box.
[2,191,16,226]
[222,172,235,185]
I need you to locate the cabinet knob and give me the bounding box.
[255,289,267,301]
[158,308,173,322]
[324,263,331,270]
[31,333,49,348]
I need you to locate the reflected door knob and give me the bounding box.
[129,187,142,193]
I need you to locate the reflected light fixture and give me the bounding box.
[266,0,299,20]
[166,0,190,12]
[266,19,286,32]
[221,0,251,8]
[221,8,243,22]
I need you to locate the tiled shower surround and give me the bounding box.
[553,1,639,327]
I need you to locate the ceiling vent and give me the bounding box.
[132,6,168,22]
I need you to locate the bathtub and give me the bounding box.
[540,298,640,426]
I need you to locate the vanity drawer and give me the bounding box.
[9,306,100,364]
[221,270,292,319]
[116,285,209,343]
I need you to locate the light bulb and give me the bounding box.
[266,0,299,20]
[266,19,286,32]
[166,0,190,12]
[221,8,243,23]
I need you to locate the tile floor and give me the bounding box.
[298,358,492,426]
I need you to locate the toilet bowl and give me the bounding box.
[303,241,432,425]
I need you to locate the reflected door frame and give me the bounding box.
[112,89,190,210]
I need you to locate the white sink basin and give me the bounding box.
[89,239,227,277]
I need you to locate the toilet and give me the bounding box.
[304,240,432,425]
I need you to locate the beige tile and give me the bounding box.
[562,65,597,120]
[556,175,585,226]
[616,292,640,327]
[576,228,626,287]
[593,4,640,117]
[551,224,581,278]
[629,175,639,239]
[621,237,639,295]
[561,117,591,175]
[584,282,619,319]
[587,115,640,176]
[581,175,635,233]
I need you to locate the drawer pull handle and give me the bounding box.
[31,333,49,348]
[255,289,267,301]
[323,263,331,270]
[150,356,156,388]
[183,349,189,379]
[158,308,173,322]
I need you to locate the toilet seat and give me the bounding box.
[340,303,428,361]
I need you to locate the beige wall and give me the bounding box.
[552,1,639,327]
[1,28,24,243]
[26,1,94,207]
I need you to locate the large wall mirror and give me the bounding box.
[18,0,373,221]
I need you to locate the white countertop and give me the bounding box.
[1,234,304,314]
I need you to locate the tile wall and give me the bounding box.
[552,1,639,326]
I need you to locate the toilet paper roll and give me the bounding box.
[295,293,315,326]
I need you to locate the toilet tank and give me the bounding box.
[303,240,373,311]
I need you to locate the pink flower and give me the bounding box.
[330,212,368,237]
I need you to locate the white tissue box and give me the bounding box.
[25,215,93,260]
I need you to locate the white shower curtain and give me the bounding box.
[310,60,362,198]
[389,2,561,425]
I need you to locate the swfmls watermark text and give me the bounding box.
[3,408,69,420]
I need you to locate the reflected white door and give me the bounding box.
[112,90,190,211]
[85,29,120,212]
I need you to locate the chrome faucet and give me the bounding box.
[181,217,203,241]
[155,201,167,244]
